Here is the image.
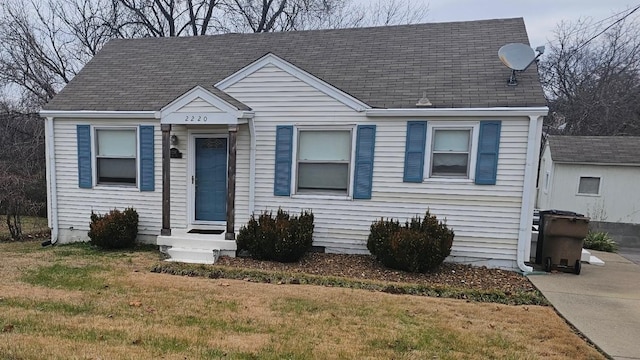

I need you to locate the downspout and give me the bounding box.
[516,115,544,273]
[248,118,256,214]
[44,117,59,245]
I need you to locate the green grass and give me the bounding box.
[21,263,107,291]
[0,298,94,315]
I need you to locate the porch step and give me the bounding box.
[157,234,237,252]
[166,247,219,264]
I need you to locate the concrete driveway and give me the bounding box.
[620,247,640,265]
[528,251,640,360]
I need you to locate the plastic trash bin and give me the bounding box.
[537,210,589,274]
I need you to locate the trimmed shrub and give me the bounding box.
[584,231,618,252]
[88,208,139,249]
[367,211,454,272]
[237,208,314,262]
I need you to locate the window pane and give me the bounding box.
[578,177,600,194]
[298,131,351,161]
[432,153,469,176]
[298,163,348,191]
[97,129,136,157]
[433,130,470,152]
[98,158,136,184]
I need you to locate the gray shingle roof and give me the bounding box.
[43,18,546,112]
[548,136,640,165]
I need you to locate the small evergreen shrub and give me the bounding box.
[237,208,314,262]
[88,208,139,249]
[367,211,454,272]
[584,231,618,252]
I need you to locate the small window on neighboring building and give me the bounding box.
[430,128,472,177]
[578,176,600,195]
[96,129,137,185]
[296,130,351,194]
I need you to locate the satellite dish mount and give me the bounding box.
[498,43,545,86]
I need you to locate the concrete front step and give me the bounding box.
[157,235,237,252]
[166,247,220,264]
[157,231,237,264]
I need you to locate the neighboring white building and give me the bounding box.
[537,135,640,224]
[41,19,548,271]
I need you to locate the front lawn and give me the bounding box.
[0,242,604,359]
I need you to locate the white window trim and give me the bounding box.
[576,175,602,197]
[92,126,139,189]
[423,121,479,182]
[291,125,356,200]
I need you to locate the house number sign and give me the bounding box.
[184,115,209,122]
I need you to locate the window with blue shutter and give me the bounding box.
[139,125,155,191]
[353,125,376,199]
[77,125,92,188]
[403,121,427,182]
[475,121,501,185]
[274,125,293,196]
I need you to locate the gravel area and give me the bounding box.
[216,253,537,295]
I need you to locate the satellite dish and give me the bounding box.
[499,43,535,71]
[498,43,545,85]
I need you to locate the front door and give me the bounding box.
[194,137,227,222]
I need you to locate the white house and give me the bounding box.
[40,18,548,271]
[537,136,640,245]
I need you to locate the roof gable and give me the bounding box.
[216,53,370,111]
[160,86,253,125]
[548,135,640,165]
[43,18,546,112]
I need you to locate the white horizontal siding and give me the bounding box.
[170,125,188,229]
[225,63,531,263]
[53,118,162,237]
[176,97,222,113]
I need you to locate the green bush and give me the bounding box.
[88,208,139,249]
[237,208,314,262]
[584,231,618,252]
[367,211,454,272]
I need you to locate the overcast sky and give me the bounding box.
[411,0,639,47]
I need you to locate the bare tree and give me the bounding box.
[540,11,640,136]
[223,0,428,32]
[0,102,46,240]
[115,0,224,36]
[0,0,123,106]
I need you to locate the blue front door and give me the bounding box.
[195,137,227,221]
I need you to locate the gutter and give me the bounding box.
[365,107,549,118]
[516,115,545,273]
[44,117,59,245]
[248,118,256,214]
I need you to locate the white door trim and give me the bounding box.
[187,130,229,227]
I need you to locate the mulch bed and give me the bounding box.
[216,253,537,295]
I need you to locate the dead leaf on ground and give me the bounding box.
[129,301,142,307]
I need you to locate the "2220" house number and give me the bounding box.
[184,115,208,122]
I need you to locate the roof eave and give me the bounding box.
[365,106,549,117]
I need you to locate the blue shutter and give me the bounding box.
[475,121,502,185]
[139,125,155,191]
[353,125,376,199]
[403,121,427,182]
[76,125,92,188]
[274,125,293,196]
